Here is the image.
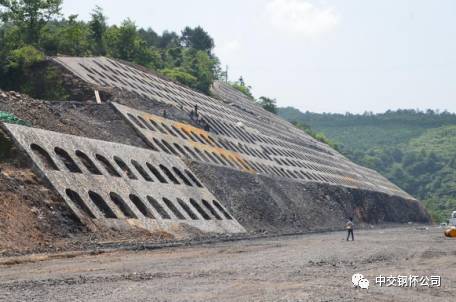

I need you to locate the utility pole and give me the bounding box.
[225,65,229,83]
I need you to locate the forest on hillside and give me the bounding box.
[0,0,282,106]
[0,0,222,97]
[279,107,456,222]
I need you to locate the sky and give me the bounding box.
[62,0,456,114]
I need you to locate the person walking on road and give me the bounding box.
[346,217,354,241]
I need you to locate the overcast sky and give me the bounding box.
[62,0,456,113]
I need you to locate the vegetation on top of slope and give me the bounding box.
[228,77,278,114]
[229,76,255,100]
[0,1,221,98]
[278,107,456,223]
[291,121,339,150]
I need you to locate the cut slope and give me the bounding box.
[278,107,456,221]
[0,54,433,254]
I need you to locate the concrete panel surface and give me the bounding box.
[3,123,245,235]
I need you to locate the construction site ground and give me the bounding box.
[0,226,454,302]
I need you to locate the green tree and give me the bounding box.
[0,0,62,44]
[161,67,197,87]
[181,48,217,93]
[114,19,137,61]
[161,47,183,69]
[138,27,158,47]
[133,39,161,69]
[0,3,222,97]
[2,44,68,99]
[257,96,277,114]
[159,30,179,48]
[7,43,43,66]
[57,15,90,56]
[0,22,23,54]
[88,6,107,55]
[39,21,59,54]
[180,26,214,54]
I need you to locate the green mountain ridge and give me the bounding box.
[278,107,456,222]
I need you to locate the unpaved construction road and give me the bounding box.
[0,226,455,301]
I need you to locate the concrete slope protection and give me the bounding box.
[51,56,429,228]
[53,56,411,197]
[3,123,244,236]
[0,55,429,241]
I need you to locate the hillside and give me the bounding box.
[278,107,456,222]
[0,4,220,99]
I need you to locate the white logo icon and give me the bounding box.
[352,273,364,287]
[352,273,369,289]
[358,278,370,289]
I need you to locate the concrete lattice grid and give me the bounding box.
[51,56,414,200]
[4,123,245,235]
[211,80,409,196]
[52,57,331,152]
[112,102,410,199]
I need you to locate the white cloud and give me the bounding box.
[215,39,242,63]
[265,0,340,37]
[219,40,241,54]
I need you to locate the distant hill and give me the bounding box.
[278,107,456,222]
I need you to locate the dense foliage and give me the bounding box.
[0,1,221,97]
[279,107,456,222]
[257,96,278,114]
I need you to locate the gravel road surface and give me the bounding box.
[0,226,454,301]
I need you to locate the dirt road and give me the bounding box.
[0,226,454,301]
